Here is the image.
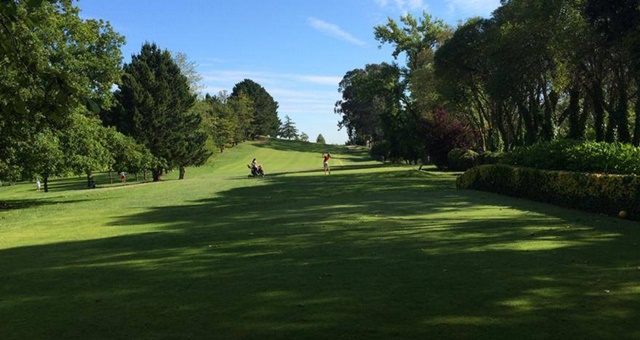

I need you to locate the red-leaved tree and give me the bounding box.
[420,109,474,169]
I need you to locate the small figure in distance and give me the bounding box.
[322,152,331,175]
[36,179,41,191]
[248,158,264,177]
[119,171,126,185]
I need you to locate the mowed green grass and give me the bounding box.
[1,139,639,339]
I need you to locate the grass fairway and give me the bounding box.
[1,139,639,339]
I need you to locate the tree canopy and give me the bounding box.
[339,0,640,166]
[230,79,281,138]
[0,0,124,186]
[107,42,209,181]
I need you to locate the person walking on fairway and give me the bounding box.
[36,179,41,191]
[322,152,331,175]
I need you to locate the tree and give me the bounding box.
[279,115,298,140]
[22,129,65,193]
[374,11,453,114]
[105,128,156,182]
[174,112,212,179]
[0,0,124,183]
[202,91,254,152]
[420,109,474,169]
[585,0,640,144]
[298,132,309,142]
[230,79,280,138]
[228,92,255,143]
[434,18,497,151]
[171,51,204,96]
[316,134,326,144]
[60,110,112,187]
[335,64,402,146]
[109,42,208,181]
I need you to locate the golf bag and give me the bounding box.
[247,164,265,177]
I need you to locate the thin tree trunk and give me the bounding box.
[86,170,93,188]
[566,88,582,139]
[179,165,186,180]
[633,93,640,146]
[43,176,49,193]
[152,168,162,182]
[592,85,606,142]
[616,72,631,143]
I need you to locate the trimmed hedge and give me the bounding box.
[457,164,640,220]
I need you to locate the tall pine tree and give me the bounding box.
[108,42,209,181]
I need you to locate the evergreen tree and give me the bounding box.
[279,115,298,140]
[316,134,326,144]
[230,79,280,138]
[109,42,208,181]
[298,132,309,142]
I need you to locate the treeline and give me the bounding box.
[335,0,640,167]
[0,0,280,191]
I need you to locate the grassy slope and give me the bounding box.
[1,139,639,340]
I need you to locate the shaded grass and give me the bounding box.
[1,141,639,339]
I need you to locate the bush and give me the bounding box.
[448,148,479,171]
[478,151,504,165]
[457,164,640,220]
[503,140,640,175]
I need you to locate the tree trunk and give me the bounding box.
[541,88,556,141]
[633,93,640,146]
[566,88,582,139]
[179,165,186,180]
[152,168,162,182]
[43,176,49,193]
[86,170,93,188]
[616,73,631,143]
[108,170,113,184]
[605,91,617,143]
[592,85,606,142]
[519,102,536,146]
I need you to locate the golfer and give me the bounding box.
[322,153,331,175]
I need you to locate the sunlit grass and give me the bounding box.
[1,139,639,339]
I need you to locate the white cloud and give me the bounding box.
[198,68,347,143]
[199,69,342,115]
[307,17,366,46]
[374,0,426,12]
[444,0,501,18]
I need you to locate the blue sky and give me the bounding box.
[79,0,501,144]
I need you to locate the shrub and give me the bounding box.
[448,148,479,171]
[457,164,640,220]
[478,151,504,165]
[503,140,640,175]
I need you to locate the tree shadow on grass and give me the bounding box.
[1,169,639,339]
[265,163,392,177]
[46,172,151,192]
[0,198,99,211]
[253,138,370,158]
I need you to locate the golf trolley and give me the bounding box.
[247,164,265,177]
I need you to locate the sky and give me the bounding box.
[79,0,501,144]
